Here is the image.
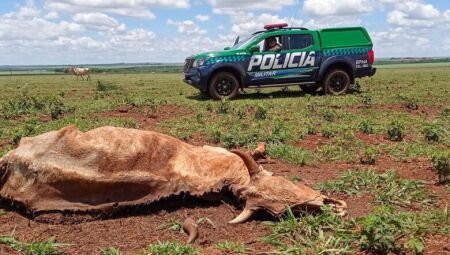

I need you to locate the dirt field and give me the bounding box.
[0,67,449,254]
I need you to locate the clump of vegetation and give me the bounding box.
[0,210,6,216]
[322,109,335,122]
[422,124,447,143]
[360,146,377,165]
[215,99,230,114]
[100,247,121,255]
[0,235,66,255]
[321,126,336,138]
[147,241,198,255]
[431,151,450,184]
[215,241,249,253]
[210,126,257,149]
[360,94,372,106]
[386,120,405,141]
[264,205,449,255]
[1,93,73,120]
[267,143,312,165]
[157,218,184,234]
[267,117,291,143]
[262,207,352,255]
[306,125,317,135]
[12,118,40,145]
[254,105,268,120]
[359,120,374,134]
[319,169,434,207]
[96,81,119,91]
[404,98,419,110]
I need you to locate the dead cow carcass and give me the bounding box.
[0,126,346,223]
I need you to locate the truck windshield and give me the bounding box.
[230,35,257,50]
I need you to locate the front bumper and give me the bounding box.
[183,68,206,91]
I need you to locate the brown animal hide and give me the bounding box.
[0,126,346,223]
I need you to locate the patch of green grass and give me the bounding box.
[146,241,198,255]
[96,80,119,91]
[318,169,435,207]
[157,218,184,234]
[263,206,449,255]
[262,207,353,254]
[215,241,249,253]
[267,143,312,165]
[100,247,121,255]
[0,235,67,255]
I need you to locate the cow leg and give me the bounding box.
[81,75,84,81]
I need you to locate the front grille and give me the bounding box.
[183,58,194,73]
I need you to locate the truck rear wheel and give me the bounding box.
[323,69,350,95]
[208,72,239,100]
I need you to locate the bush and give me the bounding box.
[321,126,335,138]
[386,120,405,141]
[360,146,377,165]
[422,124,446,143]
[359,120,374,134]
[322,109,335,122]
[254,105,268,120]
[431,151,450,184]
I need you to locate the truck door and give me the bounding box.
[278,32,321,82]
[246,32,321,86]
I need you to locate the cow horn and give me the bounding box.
[231,150,261,175]
[228,208,255,224]
[182,217,199,244]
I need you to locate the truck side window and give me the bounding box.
[284,34,314,50]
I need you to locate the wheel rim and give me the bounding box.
[329,73,347,93]
[215,78,235,96]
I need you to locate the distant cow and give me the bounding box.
[68,66,91,81]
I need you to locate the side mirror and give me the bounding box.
[224,46,231,50]
[249,45,260,53]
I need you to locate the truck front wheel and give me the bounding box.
[208,72,239,100]
[323,69,350,95]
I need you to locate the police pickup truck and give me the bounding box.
[183,23,376,99]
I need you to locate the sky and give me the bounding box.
[0,0,449,65]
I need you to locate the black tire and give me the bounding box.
[300,84,319,94]
[208,72,240,100]
[323,69,350,95]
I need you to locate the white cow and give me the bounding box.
[68,66,91,81]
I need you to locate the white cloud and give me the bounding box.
[45,11,59,19]
[229,13,303,35]
[386,1,441,28]
[195,14,210,22]
[208,0,295,14]
[167,19,207,35]
[44,0,190,19]
[73,12,126,31]
[303,0,374,16]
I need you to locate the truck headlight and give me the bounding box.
[192,58,208,67]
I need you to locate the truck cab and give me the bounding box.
[183,23,376,100]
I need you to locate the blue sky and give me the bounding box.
[0,0,449,65]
